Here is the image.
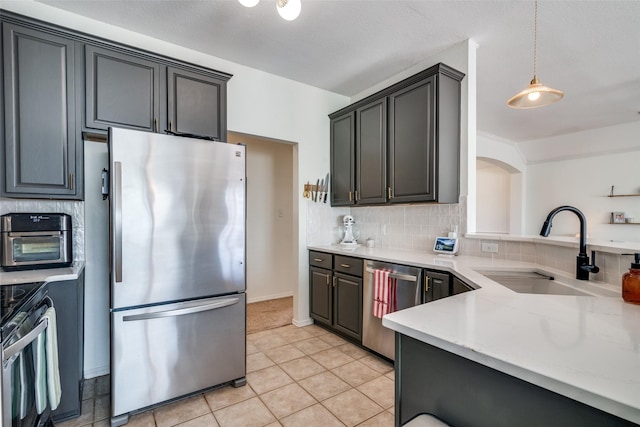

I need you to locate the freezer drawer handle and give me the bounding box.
[3,317,48,362]
[122,298,240,322]
[365,267,417,282]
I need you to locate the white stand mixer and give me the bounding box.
[340,215,358,248]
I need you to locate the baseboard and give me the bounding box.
[84,365,110,379]
[247,291,294,304]
[292,317,313,327]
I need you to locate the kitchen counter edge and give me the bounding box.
[1,261,86,285]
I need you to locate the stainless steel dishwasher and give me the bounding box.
[363,260,423,360]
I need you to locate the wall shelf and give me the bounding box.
[607,194,640,198]
[610,222,640,225]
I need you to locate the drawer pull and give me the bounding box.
[313,258,324,262]
[340,263,351,268]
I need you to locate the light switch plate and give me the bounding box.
[481,242,499,253]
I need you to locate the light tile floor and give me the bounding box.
[55,324,395,427]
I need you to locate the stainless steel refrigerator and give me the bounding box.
[107,128,246,426]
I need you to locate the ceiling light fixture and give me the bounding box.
[238,0,301,21]
[507,0,563,109]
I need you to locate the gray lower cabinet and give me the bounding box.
[2,23,81,199]
[330,112,355,206]
[452,275,474,295]
[309,251,363,342]
[356,98,387,205]
[395,333,636,427]
[47,272,85,422]
[167,67,227,141]
[85,45,162,133]
[424,269,451,303]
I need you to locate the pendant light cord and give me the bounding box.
[533,0,538,78]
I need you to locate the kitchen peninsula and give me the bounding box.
[308,245,640,427]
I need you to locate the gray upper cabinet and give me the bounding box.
[85,45,162,133]
[356,98,387,205]
[388,77,436,203]
[328,63,464,207]
[167,67,227,140]
[330,111,355,206]
[2,23,80,199]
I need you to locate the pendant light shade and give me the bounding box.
[507,75,564,109]
[238,0,260,7]
[276,0,301,21]
[507,0,563,109]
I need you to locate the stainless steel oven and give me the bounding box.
[1,283,54,427]
[1,214,72,271]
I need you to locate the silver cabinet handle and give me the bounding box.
[123,298,240,322]
[114,161,123,283]
[3,318,48,361]
[340,263,351,268]
[314,258,323,262]
[365,267,417,282]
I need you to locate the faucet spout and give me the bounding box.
[539,205,597,280]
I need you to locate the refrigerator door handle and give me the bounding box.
[122,297,240,322]
[114,161,123,283]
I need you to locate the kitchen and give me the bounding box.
[1,1,640,427]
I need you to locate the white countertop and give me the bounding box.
[0,261,85,285]
[308,244,640,424]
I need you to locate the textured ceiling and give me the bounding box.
[33,0,640,142]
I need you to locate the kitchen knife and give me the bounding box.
[319,178,324,202]
[315,179,319,202]
[323,173,330,203]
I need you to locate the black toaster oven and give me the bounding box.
[1,213,72,271]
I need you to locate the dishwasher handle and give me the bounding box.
[365,267,418,283]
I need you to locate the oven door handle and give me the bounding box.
[2,317,48,362]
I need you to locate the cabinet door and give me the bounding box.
[2,23,78,198]
[330,112,355,206]
[85,45,161,133]
[310,267,333,326]
[334,273,362,340]
[388,77,436,203]
[452,276,473,295]
[425,270,450,302]
[167,67,227,141]
[47,272,84,421]
[356,98,387,204]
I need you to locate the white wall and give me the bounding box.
[523,121,640,243]
[476,160,510,233]
[228,133,295,303]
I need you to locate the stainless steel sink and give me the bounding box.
[477,270,618,297]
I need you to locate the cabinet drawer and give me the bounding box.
[334,256,363,277]
[309,251,332,269]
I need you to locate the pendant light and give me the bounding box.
[238,0,301,21]
[276,0,301,21]
[507,0,563,109]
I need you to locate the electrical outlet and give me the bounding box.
[481,242,499,253]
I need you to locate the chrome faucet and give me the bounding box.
[539,206,599,280]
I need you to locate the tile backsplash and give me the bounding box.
[307,197,466,252]
[307,196,629,287]
[0,197,85,261]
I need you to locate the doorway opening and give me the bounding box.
[228,131,297,304]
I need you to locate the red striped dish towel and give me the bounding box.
[373,269,398,318]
